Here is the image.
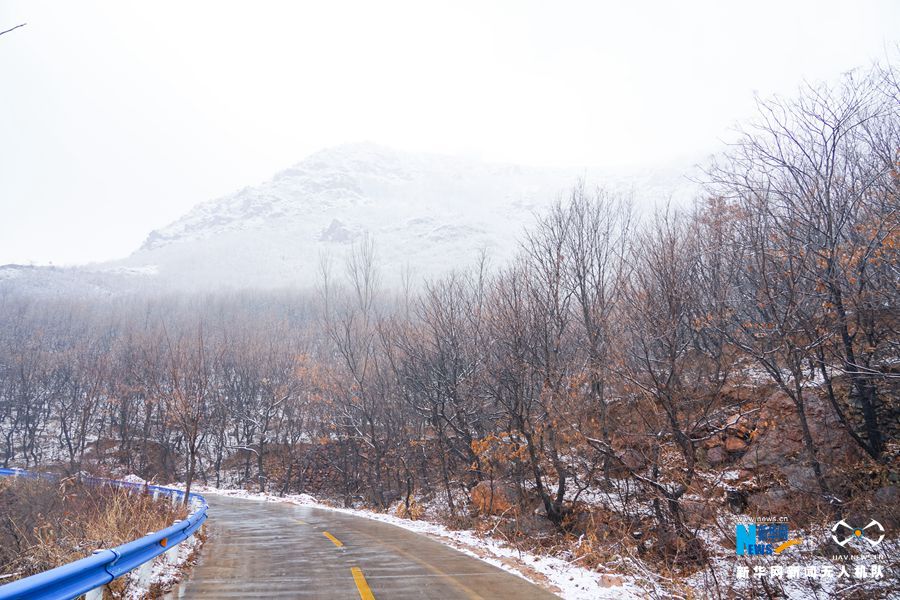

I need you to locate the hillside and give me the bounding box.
[1,144,700,294]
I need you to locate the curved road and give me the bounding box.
[167,494,559,599]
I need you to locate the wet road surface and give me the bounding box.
[168,494,559,599]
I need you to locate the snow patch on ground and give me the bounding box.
[120,473,149,484]
[116,475,204,598]
[125,534,200,599]
[102,265,159,277]
[180,484,647,600]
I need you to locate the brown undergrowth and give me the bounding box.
[0,476,187,583]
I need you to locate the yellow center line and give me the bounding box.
[345,526,483,599]
[323,531,344,547]
[351,567,375,600]
[295,519,308,525]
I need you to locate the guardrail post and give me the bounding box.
[135,559,153,589]
[84,586,104,600]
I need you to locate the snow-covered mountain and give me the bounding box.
[1,143,702,294]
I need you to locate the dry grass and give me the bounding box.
[394,498,425,520]
[0,477,187,582]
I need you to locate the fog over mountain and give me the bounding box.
[0,143,701,295]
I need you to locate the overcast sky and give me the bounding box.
[1,1,898,266]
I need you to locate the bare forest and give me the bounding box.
[1,65,898,596]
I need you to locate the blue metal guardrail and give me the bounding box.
[0,468,207,600]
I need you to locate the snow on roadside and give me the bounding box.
[120,473,149,485]
[180,484,648,600]
[124,533,200,600]
[117,475,204,599]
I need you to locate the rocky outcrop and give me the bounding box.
[872,485,900,529]
[701,411,755,466]
[746,486,792,514]
[706,446,727,466]
[739,390,865,491]
[725,436,748,453]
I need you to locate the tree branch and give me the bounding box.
[0,23,26,38]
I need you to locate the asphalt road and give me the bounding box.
[167,494,559,599]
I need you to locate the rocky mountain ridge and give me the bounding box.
[2,143,702,294]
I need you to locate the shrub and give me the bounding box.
[0,477,187,582]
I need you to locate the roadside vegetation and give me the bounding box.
[0,62,897,597]
[0,476,187,587]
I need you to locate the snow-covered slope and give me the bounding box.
[1,143,702,294]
